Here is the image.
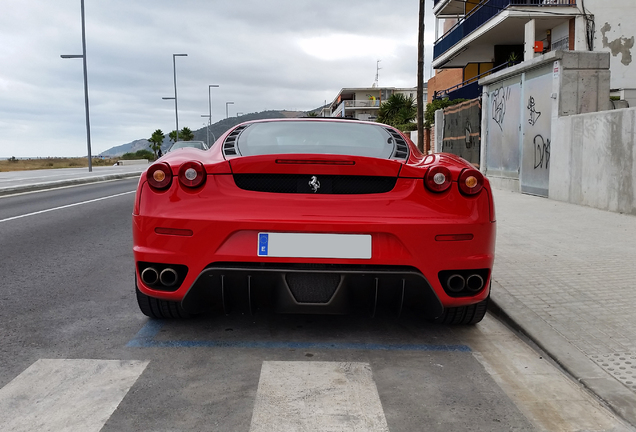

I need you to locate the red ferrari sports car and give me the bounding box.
[132,118,495,324]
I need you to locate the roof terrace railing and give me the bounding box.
[434,0,577,60]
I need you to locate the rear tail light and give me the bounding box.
[458,169,484,195]
[424,166,452,193]
[147,163,172,189]
[178,161,206,188]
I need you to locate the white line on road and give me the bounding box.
[0,358,148,432]
[0,190,135,223]
[250,361,390,432]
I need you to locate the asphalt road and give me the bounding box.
[0,179,630,431]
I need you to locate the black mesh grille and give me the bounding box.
[286,273,341,303]
[233,174,397,194]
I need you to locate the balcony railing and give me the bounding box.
[343,100,381,108]
[434,0,577,60]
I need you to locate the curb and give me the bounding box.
[0,172,143,197]
[489,281,636,428]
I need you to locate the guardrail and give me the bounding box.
[434,0,577,60]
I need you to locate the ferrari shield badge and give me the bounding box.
[309,176,321,193]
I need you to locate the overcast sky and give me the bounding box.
[1,0,434,157]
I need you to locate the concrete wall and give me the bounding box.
[550,108,636,215]
[479,50,611,195]
[587,0,636,93]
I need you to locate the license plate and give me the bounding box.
[257,233,371,259]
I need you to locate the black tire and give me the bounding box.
[431,297,489,325]
[136,283,191,319]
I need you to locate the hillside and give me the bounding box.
[99,110,306,157]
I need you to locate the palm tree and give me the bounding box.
[179,127,194,141]
[148,129,165,159]
[377,93,417,130]
[168,130,178,143]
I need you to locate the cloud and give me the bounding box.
[0,0,428,157]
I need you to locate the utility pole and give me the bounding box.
[417,0,426,153]
[374,60,382,88]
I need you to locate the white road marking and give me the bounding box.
[0,190,135,223]
[249,361,389,432]
[0,358,148,432]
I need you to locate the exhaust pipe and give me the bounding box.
[160,268,179,287]
[141,267,159,286]
[446,274,465,292]
[466,274,484,292]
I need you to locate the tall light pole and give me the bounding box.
[226,101,234,119]
[170,53,187,142]
[205,84,219,147]
[201,114,210,146]
[61,0,92,172]
[208,84,219,123]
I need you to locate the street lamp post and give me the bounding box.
[200,114,210,146]
[170,53,187,142]
[61,0,92,172]
[205,84,219,147]
[226,101,234,119]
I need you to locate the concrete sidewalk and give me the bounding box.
[489,187,636,427]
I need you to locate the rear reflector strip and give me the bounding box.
[155,227,193,236]
[435,234,474,242]
[275,159,355,165]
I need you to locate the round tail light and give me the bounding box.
[458,169,484,195]
[424,166,452,193]
[178,161,206,188]
[147,163,172,190]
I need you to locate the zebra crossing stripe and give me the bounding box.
[0,359,148,432]
[250,361,390,432]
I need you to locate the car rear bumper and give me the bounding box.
[133,176,496,317]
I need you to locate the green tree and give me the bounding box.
[305,111,319,117]
[179,127,194,141]
[148,129,165,159]
[376,93,417,131]
[168,130,178,143]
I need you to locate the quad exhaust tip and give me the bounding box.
[141,267,159,286]
[446,274,466,292]
[466,274,484,292]
[160,268,179,287]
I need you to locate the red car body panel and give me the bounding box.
[132,119,496,318]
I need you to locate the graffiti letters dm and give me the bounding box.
[527,96,542,126]
[534,135,550,169]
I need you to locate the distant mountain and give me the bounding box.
[99,110,306,157]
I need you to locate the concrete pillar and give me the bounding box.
[573,16,588,50]
[525,19,536,61]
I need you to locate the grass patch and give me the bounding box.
[0,157,119,172]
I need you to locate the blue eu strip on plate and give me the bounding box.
[258,233,269,256]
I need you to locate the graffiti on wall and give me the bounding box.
[527,96,542,126]
[521,72,553,196]
[533,135,550,169]
[491,87,511,131]
[442,99,481,166]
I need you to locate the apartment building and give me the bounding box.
[328,87,422,121]
[431,0,636,104]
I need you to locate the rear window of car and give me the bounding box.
[236,121,396,158]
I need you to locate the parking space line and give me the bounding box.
[250,361,390,431]
[0,358,148,432]
[126,320,471,352]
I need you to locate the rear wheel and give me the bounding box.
[431,296,489,325]
[136,282,191,319]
